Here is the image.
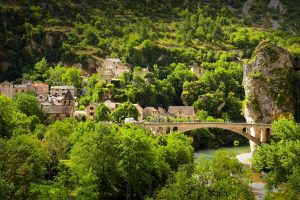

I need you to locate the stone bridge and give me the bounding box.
[139,122,271,149]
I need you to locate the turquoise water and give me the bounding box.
[194,145,251,159]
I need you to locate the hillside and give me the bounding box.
[0,0,300,120]
[0,0,299,80]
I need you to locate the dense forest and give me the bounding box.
[1,0,300,199]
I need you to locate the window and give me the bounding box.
[90,107,94,110]
[90,112,94,116]
[62,93,65,96]
[66,114,70,117]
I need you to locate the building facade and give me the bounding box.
[42,90,75,120]
[50,86,77,97]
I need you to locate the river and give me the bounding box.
[194,146,266,200]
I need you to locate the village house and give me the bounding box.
[37,93,48,102]
[98,58,130,82]
[168,106,196,119]
[0,81,49,97]
[143,107,159,119]
[32,83,49,95]
[158,107,172,117]
[0,81,14,97]
[13,84,32,95]
[50,85,77,97]
[85,102,99,120]
[42,90,75,120]
[104,100,120,110]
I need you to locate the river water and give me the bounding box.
[194,146,266,200]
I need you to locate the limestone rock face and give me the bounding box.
[244,41,295,123]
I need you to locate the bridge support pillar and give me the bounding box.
[260,128,267,143]
[249,127,257,154]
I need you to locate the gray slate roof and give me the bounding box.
[62,90,74,100]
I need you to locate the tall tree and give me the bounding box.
[111,102,139,122]
[0,135,49,199]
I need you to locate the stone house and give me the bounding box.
[37,93,48,102]
[158,107,172,117]
[168,106,196,119]
[99,58,130,82]
[32,83,49,95]
[104,100,121,110]
[143,107,159,119]
[42,90,75,120]
[85,103,99,120]
[13,84,32,95]
[1,81,48,97]
[50,85,77,97]
[0,81,14,97]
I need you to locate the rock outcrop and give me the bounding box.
[243,41,295,124]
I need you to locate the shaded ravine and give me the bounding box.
[194,146,266,200]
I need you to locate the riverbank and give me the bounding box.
[194,146,266,200]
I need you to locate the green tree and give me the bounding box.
[0,178,14,200]
[0,96,17,138]
[156,132,193,171]
[28,58,48,81]
[0,135,49,199]
[14,93,44,120]
[61,68,83,90]
[111,102,139,122]
[253,116,300,197]
[156,151,254,200]
[95,103,111,122]
[70,123,119,199]
[44,120,78,167]
[117,125,156,199]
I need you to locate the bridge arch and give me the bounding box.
[143,122,271,147]
[179,126,261,145]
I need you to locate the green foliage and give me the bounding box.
[0,178,14,200]
[156,151,254,200]
[253,116,300,196]
[61,67,83,90]
[111,102,139,122]
[155,132,194,171]
[0,95,38,138]
[14,92,44,120]
[70,123,119,199]
[95,103,111,122]
[0,135,49,199]
[234,140,240,147]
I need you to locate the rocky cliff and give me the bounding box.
[243,41,295,124]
